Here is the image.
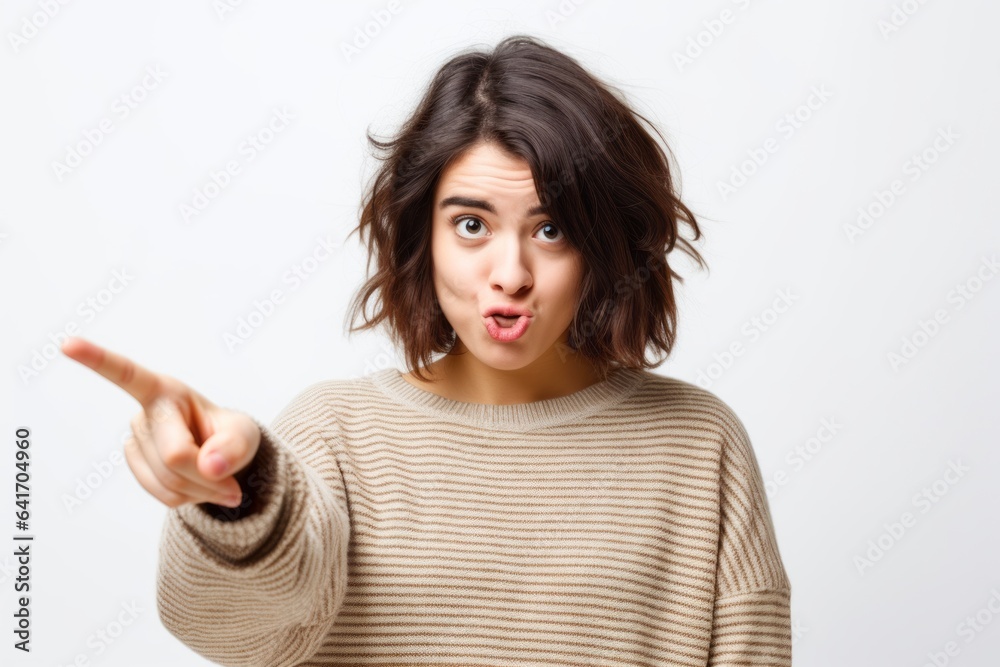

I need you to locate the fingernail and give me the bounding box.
[206,451,228,476]
[224,492,243,508]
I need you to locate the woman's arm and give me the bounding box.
[156,383,351,667]
[708,412,792,666]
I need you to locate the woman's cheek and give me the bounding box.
[441,263,479,299]
[433,279,472,331]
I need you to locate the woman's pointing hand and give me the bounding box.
[61,336,260,509]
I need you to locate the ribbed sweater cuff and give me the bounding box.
[172,419,287,560]
[709,587,792,666]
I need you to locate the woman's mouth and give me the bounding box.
[483,314,531,342]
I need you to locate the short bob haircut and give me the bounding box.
[346,35,706,384]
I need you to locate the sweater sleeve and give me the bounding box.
[154,383,351,667]
[708,411,792,667]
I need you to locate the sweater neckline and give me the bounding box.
[369,365,647,432]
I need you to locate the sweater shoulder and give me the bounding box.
[636,371,751,443]
[279,371,388,412]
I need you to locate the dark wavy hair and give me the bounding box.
[345,35,706,383]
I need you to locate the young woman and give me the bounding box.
[64,35,791,666]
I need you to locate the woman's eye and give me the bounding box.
[452,216,487,239]
[536,223,564,243]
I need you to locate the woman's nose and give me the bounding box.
[488,241,533,294]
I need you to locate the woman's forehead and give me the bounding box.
[435,144,541,207]
[440,142,532,180]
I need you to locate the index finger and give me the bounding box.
[61,336,162,408]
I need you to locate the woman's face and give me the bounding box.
[430,141,585,372]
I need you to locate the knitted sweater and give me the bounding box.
[156,366,792,666]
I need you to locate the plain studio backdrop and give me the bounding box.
[2,1,998,665]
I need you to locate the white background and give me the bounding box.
[2,1,998,665]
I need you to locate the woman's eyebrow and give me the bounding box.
[438,195,547,217]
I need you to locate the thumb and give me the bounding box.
[196,410,260,482]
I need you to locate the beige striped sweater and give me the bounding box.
[156,366,792,666]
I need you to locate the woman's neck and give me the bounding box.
[401,347,607,406]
